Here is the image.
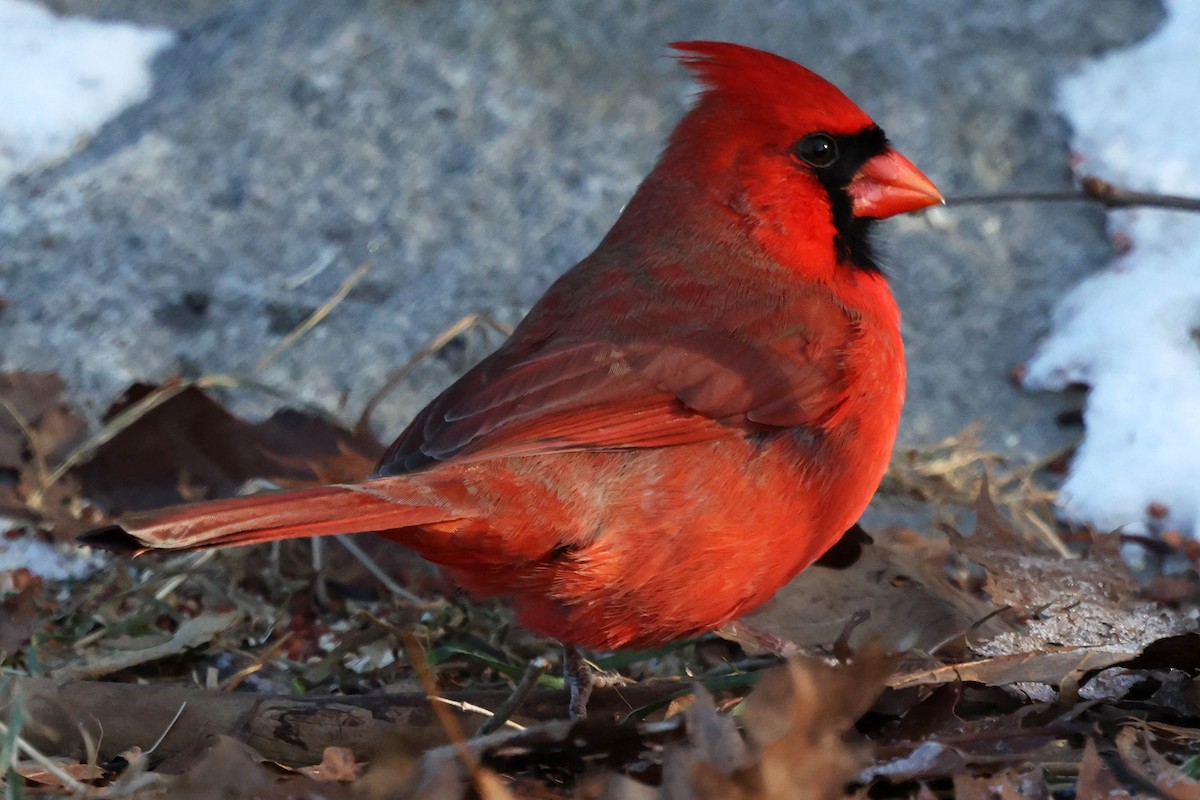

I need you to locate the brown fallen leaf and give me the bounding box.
[298,746,363,782]
[0,371,89,534]
[161,735,274,795]
[948,477,1137,614]
[681,646,896,800]
[952,769,1039,800]
[659,684,751,798]
[0,372,86,469]
[14,759,105,787]
[1142,737,1200,799]
[0,577,50,655]
[1076,738,1128,799]
[684,684,750,775]
[403,654,894,798]
[936,478,1198,668]
[76,382,383,514]
[887,646,1137,691]
[744,527,1006,655]
[47,609,243,680]
[944,477,1069,609]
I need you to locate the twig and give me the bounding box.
[928,605,1012,656]
[143,702,187,756]
[477,657,550,736]
[153,550,217,601]
[355,312,513,436]
[312,536,330,608]
[1021,508,1073,559]
[403,641,522,799]
[284,247,338,290]
[333,535,424,603]
[947,175,1200,212]
[257,260,374,372]
[80,718,101,773]
[8,674,681,764]
[431,697,525,731]
[402,633,483,781]
[832,610,871,663]
[219,633,294,692]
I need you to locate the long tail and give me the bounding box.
[78,480,453,553]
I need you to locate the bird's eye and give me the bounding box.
[791,133,838,168]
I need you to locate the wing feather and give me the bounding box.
[376,256,858,476]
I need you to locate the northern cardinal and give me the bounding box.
[82,42,941,716]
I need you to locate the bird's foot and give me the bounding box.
[560,648,634,719]
[563,646,594,720]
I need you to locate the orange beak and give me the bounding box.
[848,148,943,219]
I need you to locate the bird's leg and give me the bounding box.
[563,645,593,720]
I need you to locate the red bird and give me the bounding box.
[83,42,941,716]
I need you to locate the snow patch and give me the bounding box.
[0,0,174,182]
[0,526,101,582]
[1025,0,1200,537]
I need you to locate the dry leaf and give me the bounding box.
[675,647,895,800]
[0,372,85,467]
[1143,747,1200,799]
[745,527,1005,655]
[0,578,50,654]
[165,735,273,797]
[299,746,363,782]
[0,371,89,534]
[76,383,383,513]
[1076,738,1128,799]
[684,684,750,775]
[48,609,242,679]
[888,646,1137,690]
[744,648,894,799]
[14,758,104,786]
[952,769,1035,800]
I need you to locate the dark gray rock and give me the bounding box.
[0,0,1166,460]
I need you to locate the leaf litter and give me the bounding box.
[0,367,1198,798]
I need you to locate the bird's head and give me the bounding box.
[657,41,943,277]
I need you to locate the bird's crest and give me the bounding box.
[669,41,871,132]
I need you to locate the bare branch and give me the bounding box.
[947,175,1200,213]
[3,675,683,766]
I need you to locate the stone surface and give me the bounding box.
[0,0,1166,459]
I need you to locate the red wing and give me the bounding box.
[376,311,855,476]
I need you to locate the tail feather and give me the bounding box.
[80,481,452,552]
[78,525,145,553]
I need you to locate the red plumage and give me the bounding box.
[82,42,941,654]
